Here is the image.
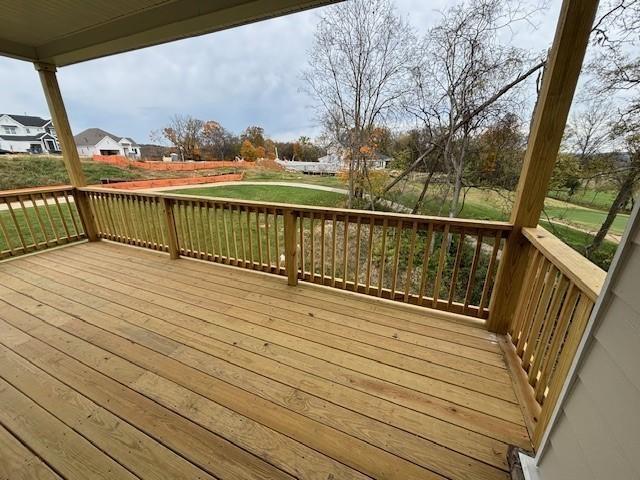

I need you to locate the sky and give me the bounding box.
[0,0,562,144]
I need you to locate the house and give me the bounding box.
[277,147,391,174]
[0,113,59,153]
[74,127,141,158]
[2,1,633,480]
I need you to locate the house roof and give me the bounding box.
[0,0,340,67]
[74,128,138,147]
[0,134,48,142]
[1,114,50,127]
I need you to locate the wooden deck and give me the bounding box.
[0,241,531,480]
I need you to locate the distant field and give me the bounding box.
[171,184,347,208]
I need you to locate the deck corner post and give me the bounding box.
[283,209,298,286]
[160,197,180,259]
[35,61,98,241]
[486,0,599,334]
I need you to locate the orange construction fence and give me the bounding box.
[91,155,255,171]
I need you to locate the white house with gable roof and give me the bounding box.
[74,127,141,158]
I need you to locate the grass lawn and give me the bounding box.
[242,169,344,188]
[542,204,627,236]
[171,184,347,208]
[549,187,621,212]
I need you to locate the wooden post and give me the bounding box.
[283,210,298,286]
[35,62,98,241]
[161,197,180,259]
[487,0,599,333]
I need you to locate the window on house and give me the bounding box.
[26,128,30,133]
[2,126,17,134]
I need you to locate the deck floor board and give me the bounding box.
[0,242,531,480]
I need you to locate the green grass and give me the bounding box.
[243,169,344,188]
[171,185,347,208]
[549,187,621,212]
[0,156,144,190]
[539,221,616,271]
[542,204,627,236]
[0,201,84,254]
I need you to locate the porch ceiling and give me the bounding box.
[0,0,340,66]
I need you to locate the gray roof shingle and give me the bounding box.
[74,127,138,147]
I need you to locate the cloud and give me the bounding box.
[0,0,561,144]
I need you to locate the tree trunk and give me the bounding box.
[411,170,435,214]
[586,172,637,258]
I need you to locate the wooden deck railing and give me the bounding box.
[0,186,86,259]
[82,187,512,319]
[502,226,606,448]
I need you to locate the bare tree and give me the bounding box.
[303,0,415,207]
[402,0,544,217]
[162,114,204,161]
[583,0,640,256]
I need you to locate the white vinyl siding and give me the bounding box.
[535,210,640,480]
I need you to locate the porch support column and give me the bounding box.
[487,0,599,333]
[35,62,98,241]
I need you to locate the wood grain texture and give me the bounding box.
[0,241,532,479]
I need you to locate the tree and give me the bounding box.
[583,0,640,256]
[241,126,265,148]
[162,114,203,161]
[201,120,235,160]
[304,0,415,207]
[403,0,542,217]
[240,140,258,161]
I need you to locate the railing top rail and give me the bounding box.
[0,184,74,199]
[79,186,514,232]
[523,226,606,301]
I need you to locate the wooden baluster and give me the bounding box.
[0,207,15,256]
[528,276,570,386]
[4,198,28,252]
[238,205,247,266]
[447,229,465,308]
[137,197,151,248]
[229,205,239,265]
[283,210,298,286]
[353,216,362,292]
[534,284,579,403]
[534,295,593,447]
[87,193,105,239]
[245,206,253,267]
[377,218,388,297]
[342,215,350,289]
[418,224,434,305]
[17,196,39,248]
[160,197,179,259]
[273,209,280,272]
[320,214,326,284]
[331,214,337,287]
[403,221,418,302]
[103,194,119,242]
[29,194,51,246]
[432,224,450,308]
[52,193,71,240]
[365,217,374,293]
[478,232,502,317]
[127,195,141,245]
[157,198,169,251]
[119,195,134,245]
[214,203,223,262]
[299,211,305,278]
[39,193,61,244]
[462,232,484,315]
[173,202,186,254]
[309,213,316,282]
[390,220,403,299]
[150,198,163,250]
[62,190,81,238]
[516,260,553,356]
[220,205,229,264]
[521,266,559,369]
[264,207,271,270]
[255,208,263,268]
[509,249,542,340]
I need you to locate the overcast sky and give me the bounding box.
[0,0,562,144]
